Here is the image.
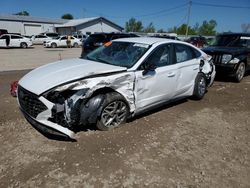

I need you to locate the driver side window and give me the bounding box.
[145,44,171,68]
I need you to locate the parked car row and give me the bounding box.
[43,35,82,48]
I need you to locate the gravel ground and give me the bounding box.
[0,47,250,187]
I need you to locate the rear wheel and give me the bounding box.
[235,62,245,82]
[192,73,206,100]
[20,42,27,48]
[97,92,129,131]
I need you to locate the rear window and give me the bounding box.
[11,35,23,39]
[46,33,59,38]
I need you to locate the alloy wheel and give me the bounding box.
[101,101,127,128]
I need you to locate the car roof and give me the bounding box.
[113,37,176,45]
[1,34,22,37]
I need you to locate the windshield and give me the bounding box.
[85,41,150,68]
[211,35,246,47]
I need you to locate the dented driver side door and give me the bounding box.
[134,43,179,112]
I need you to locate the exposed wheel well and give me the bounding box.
[89,87,130,111]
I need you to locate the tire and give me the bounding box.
[235,62,245,82]
[20,42,27,49]
[192,73,206,100]
[51,43,57,48]
[73,43,78,48]
[96,92,129,131]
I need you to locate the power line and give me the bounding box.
[193,1,250,9]
[85,3,188,19]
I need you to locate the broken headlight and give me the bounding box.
[43,81,89,104]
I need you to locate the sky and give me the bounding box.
[1,0,250,33]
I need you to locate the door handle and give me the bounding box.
[193,67,199,70]
[167,72,175,77]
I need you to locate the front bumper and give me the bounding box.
[20,108,76,141]
[215,64,237,76]
[17,86,76,140]
[44,43,51,47]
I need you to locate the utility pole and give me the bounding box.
[82,8,86,18]
[185,0,192,39]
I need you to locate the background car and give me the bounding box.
[0,29,8,36]
[186,36,207,48]
[202,33,250,82]
[0,34,32,48]
[81,32,138,56]
[41,32,60,39]
[17,37,215,139]
[31,34,51,45]
[44,35,81,48]
[73,34,87,42]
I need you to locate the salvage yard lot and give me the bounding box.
[0,47,250,187]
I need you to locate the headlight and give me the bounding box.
[221,54,232,64]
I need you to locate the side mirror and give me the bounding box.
[142,61,156,76]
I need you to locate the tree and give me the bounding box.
[14,11,29,16]
[61,14,74,20]
[144,22,155,33]
[168,24,196,35]
[157,29,166,33]
[125,18,143,32]
[198,19,217,35]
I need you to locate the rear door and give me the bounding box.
[135,43,179,111]
[10,35,23,47]
[173,43,200,98]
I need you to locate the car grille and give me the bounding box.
[212,54,222,64]
[18,86,48,118]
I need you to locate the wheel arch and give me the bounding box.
[79,87,132,126]
[88,87,131,112]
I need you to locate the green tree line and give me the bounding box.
[125,17,218,36]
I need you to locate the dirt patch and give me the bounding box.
[0,70,250,187]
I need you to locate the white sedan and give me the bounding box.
[44,35,81,48]
[31,34,51,45]
[17,37,215,140]
[0,34,33,48]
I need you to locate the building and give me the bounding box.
[0,15,66,35]
[55,17,123,35]
[0,15,123,36]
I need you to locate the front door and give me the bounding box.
[135,44,178,111]
[0,35,7,47]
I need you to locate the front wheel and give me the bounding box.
[235,62,245,82]
[73,43,79,48]
[97,92,129,131]
[192,73,206,100]
[51,43,57,48]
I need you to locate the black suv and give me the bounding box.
[81,33,138,56]
[202,33,250,82]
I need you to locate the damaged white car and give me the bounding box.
[17,37,215,140]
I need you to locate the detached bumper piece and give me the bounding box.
[18,86,76,141]
[21,109,75,141]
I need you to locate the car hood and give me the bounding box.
[19,58,127,95]
[202,46,246,55]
